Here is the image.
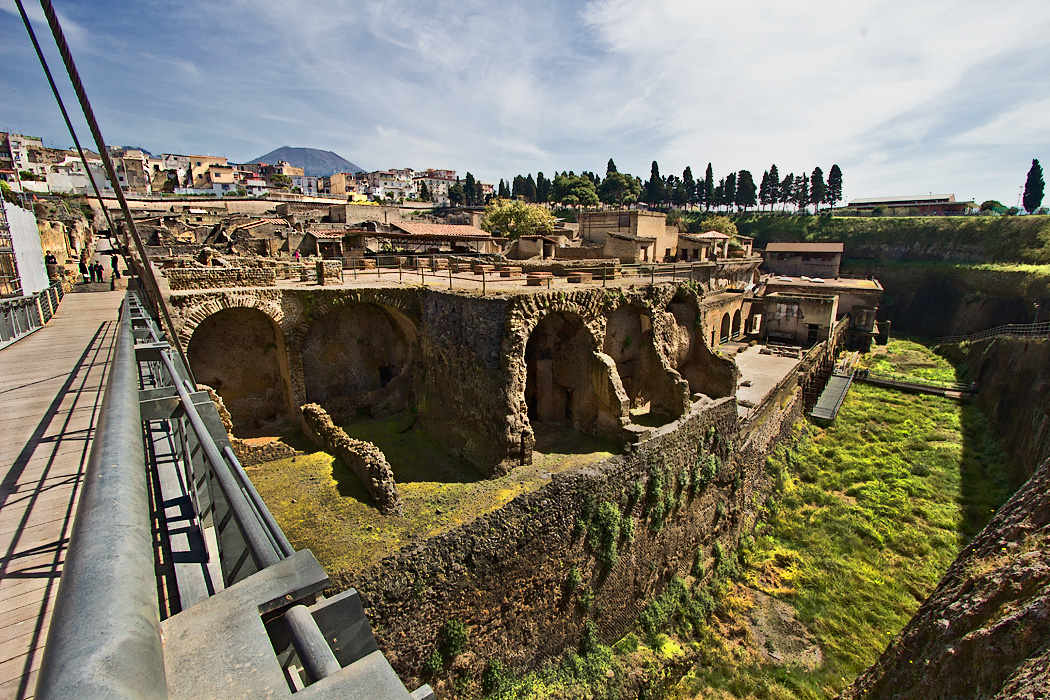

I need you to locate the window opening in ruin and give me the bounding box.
[732,309,742,339]
[720,313,731,344]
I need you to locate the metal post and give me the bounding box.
[482,270,486,295]
[285,606,341,683]
[398,259,402,282]
[420,262,425,284]
[449,265,453,290]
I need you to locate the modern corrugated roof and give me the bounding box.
[607,231,656,242]
[765,242,844,253]
[391,222,492,239]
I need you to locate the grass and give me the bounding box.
[249,417,616,578]
[472,339,1012,700]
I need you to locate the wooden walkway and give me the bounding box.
[0,290,124,700]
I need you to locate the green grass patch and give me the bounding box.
[250,418,615,578]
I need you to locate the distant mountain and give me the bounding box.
[248,147,364,177]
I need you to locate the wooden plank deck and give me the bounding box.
[0,290,124,700]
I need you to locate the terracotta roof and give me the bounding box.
[307,230,351,240]
[679,234,715,244]
[696,231,730,239]
[607,231,655,243]
[765,242,844,253]
[391,222,492,239]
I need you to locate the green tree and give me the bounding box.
[606,158,618,175]
[683,166,696,207]
[694,214,738,237]
[536,172,551,203]
[768,164,780,208]
[497,179,508,199]
[419,181,431,201]
[464,172,477,206]
[598,170,632,207]
[480,198,557,239]
[810,167,826,212]
[270,173,292,189]
[552,172,599,208]
[704,163,714,211]
[724,172,737,211]
[826,164,843,209]
[735,170,757,211]
[780,173,794,209]
[1023,159,1044,214]
[793,174,809,212]
[448,179,465,205]
[645,161,665,206]
[759,170,771,210]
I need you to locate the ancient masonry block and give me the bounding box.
[300,403,403,516]
[166,267,277,291]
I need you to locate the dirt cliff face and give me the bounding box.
[941,338,1050,486]
[839,455,1050,700]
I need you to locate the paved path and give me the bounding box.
[0,289,124,700]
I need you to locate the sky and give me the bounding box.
[2,0,1048,207]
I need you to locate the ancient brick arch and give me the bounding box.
[603,302,686,420]
[663,291,737,400]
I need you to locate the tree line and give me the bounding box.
[490,159,842,213]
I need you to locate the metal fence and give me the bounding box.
[37,290,432,699]
[935,321,1050,344]
[0,281,63,347]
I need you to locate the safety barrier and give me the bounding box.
[0,281,63,348]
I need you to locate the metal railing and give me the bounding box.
[935,321,1050,344]
[0,281,63,347]
[38,291,432,699]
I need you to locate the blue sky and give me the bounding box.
[3,0,1048,207]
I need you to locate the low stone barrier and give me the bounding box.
[300,403,403,515]
[166,267,277,290]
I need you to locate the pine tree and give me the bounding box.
[607,158,618,175]
[705,163,714,211]
[419,181,431,201]
[724,172,737,211]
[737,170,757,211]
[759,171,771,210]
[498,179,509,199]
[524,174,537,202]
[809,167,826,213]
[1023,159,1044,213]
[713,179,725,210]
[825,165,843,209]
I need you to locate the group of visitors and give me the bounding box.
[77,254,121,284]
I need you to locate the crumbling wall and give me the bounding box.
[663,289,738,399]
[301,403,403,516]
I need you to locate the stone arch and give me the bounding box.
[732,309,742,339]
[603,304,683,420]
[187,307,292,437]
[178,292,286,349]
[664,294,736,400]
[720,313,731,344]
[523,310,627,441]
[300,302,419,421]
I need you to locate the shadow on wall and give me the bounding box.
[300,302,420,423]
[187,307,292,437]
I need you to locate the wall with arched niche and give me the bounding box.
[663,291,737,400]
[187,307,293,437]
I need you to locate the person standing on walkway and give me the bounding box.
[96,262,106,284]
[79,258,89,284]
[110,254,121,280]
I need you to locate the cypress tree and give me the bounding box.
[704,163,714,211]
[724,172,737,211]
[1023,159,1044,213]
[793,174,809,213]
[465,172,477,206]
[826,165,843,209]
[646,161,665,205]
[736,170,757,211]
[607,158,618,175]
[768,164,780,209]
[780,173,794,209]
[809,167,826,212]
[683,166,696,207]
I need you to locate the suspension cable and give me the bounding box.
[13,0,116,236]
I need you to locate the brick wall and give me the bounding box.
[165,267,277,290]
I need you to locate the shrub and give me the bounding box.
[423,649,443,677]
[629,479,645,503]
[622,516,635,543]
[589,501,622,569]
[481,658,505,693]
[580,620,600,655]
[439,619,469,658]
[566,566,583,591]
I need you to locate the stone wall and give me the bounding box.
[301,403,403,515]
[166,266,276,290]
[347,390,803,687]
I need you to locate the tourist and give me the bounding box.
[44,250,58,265]
[79,259,89,283]
[110,254,121,280]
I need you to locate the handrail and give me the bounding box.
[36,296,167,700]
[936,321,1050,344]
